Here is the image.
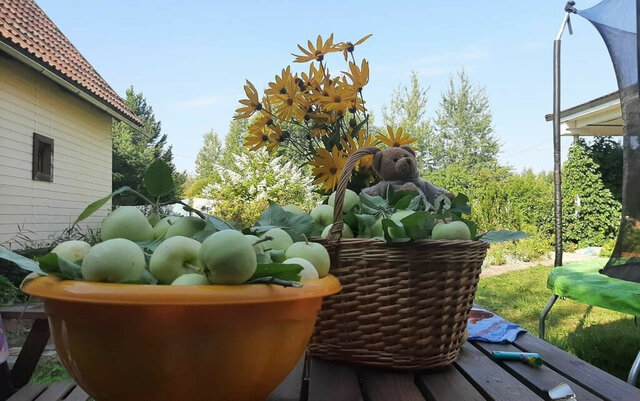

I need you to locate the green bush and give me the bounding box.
[0,274,20,305]
[600,238,616,257]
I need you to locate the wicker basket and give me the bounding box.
[308,147,489,370]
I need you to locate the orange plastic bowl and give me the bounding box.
[22,275,340,401]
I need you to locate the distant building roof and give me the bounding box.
[0,0,141,127]
[545,91,623,137]
[545,91,619,122]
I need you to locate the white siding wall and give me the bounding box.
[0,53,113,249]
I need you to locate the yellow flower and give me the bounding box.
[320,80,356,113]
[377,125,417,147]
[265,67,294,98]
[293,34,337,63]
[335,34,372,61]
[341,129,378,171]
[343,59,369,92]
[235,80,262,119]
[309,146,347,191]
[311,128,327,138]
[272,78,300,120]
[244,129,270,151]
[267,126,289,152]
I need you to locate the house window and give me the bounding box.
[32,133,53,182]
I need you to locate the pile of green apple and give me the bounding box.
[47,206,332,286]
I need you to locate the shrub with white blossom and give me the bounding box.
[201,150,320,226]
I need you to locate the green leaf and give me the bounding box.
[246,277,302,287]
[254,202,314,242]
[343,211,358,231]
[252,263,303,281]
[407,195,424,211]
[359,192,387,210]
[389,190,420,209]
[144,159,174,197]
[478,230,531,243]
[35,253,60,274]
[204,214,237,232]
[58,258,83,280]
[381,219,411,243]
[35,253,83,280]
[450,193,472,215]
[433,194,452,212]
[192,229,217,242]
[74,186,131,224]
[400,211,435,239]
[119,270,158,285]
[392,195,413,210]
[354,213,377,228]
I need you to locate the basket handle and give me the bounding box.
[328,146,380,242]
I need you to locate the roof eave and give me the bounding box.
[0,39,143,131]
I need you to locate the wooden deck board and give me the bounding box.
[514,333,640,401]
[474,341,604,401]
[307,359,363,401]
[61,385,90,401]
[360,370,425,401]
[455,342,544,401]
[6,383,47,401]
[34,381,75,401]
[416,366,486,401]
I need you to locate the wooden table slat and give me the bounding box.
[34,381,75,401]
[0,305,46,320]
[61,385,90,401]
[308,359,363,401]
[514,333,640,401]
[473,341,604,401]
[267,355,305,401]
[6,383,47,401]
[416,366,486,401]
[455,342,544,401]
[360,370,425,401]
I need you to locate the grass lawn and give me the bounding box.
[476,264,640,381]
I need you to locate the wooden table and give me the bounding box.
[3,305,640,401]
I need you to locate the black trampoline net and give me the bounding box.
[577,0,640,281]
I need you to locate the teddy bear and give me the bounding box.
[361,146,454,204]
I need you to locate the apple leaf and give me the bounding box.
[400,211,435,239]
[35,253,83,280]
[354,213,377,228]
[144,159,174,198]
[477,230,531,243]
[204,214,237,232]
[381,219,411,243]
[58,258,83,280]
[254,202,314,241]
[433,194,452,213]
[389,190,420,209]
[359,192,387,210]
[120,270,158,285]
[0,247,46,275]
[252,263,303,282]
[449,193,472,216]
[74,186,131,224]
[35,253,61,274]
[192,229,217,242]
[407,195,424,211]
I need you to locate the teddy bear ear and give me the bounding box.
[400,145,416,156]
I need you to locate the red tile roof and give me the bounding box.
[0,0,141,126]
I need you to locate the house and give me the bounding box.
[545,91,623,139]
[0,0,142,249]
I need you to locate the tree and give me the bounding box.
[430,69,500,170]
[112,86,185,206]
[382,71,432,170]
[587,136,623,202]
[195,129,223,178]
[562,141,621,247]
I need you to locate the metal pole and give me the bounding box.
[553,9,573,268]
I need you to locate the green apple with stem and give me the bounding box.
[171,273,209,286]
[81,238,146,283]
[432,221,471,240]
[200,230,257,284]
[150,236,204,284]
[321,223,354,239]
[165,216,206,238]
[283,257,318,281]
[153,216,179,239]
[259,228,293,252]
[310,204,334,227]
[100,206,154,242]
[285,237,331,278]
[51,240,91,263]
[328,189,360,213]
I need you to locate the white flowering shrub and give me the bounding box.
[201,150,320,226]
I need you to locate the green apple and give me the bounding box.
[81,238,146,283]
[200,230,257,284]
[310,204,334,227]
[165,216,206,239]
[283,257,319,281]
[153,216,179,239]
[171,273,209,286]
[281,204,305,215]
[388,210,414,238]
[51,240,91,262]
[259,228,293,251]
[321,223,354,239]
[100,206,154,242]
[285,241,331,278]
[269,249,286,263]
[328,189,360,213]
[150,236,204,284]
[244,234,267,254]
[361,217,384,238]
[147,212,161,227]
[432,221,472,240]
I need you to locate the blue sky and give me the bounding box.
[38,0,617,174]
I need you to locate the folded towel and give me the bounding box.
[467,306,526,343]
